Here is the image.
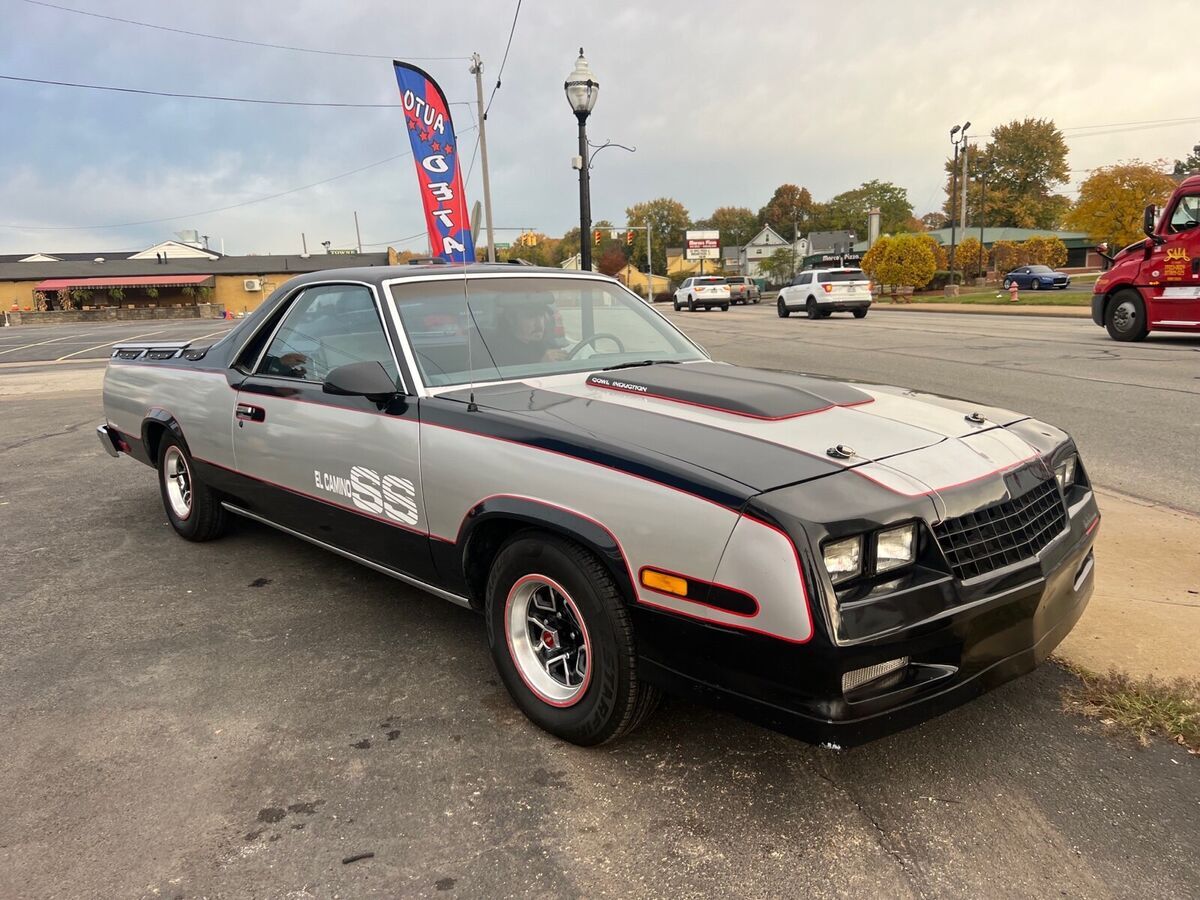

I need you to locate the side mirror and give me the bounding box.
[323,361,399,401]
[1143,204,1165,245]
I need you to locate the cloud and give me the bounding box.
[0,0,1194,254]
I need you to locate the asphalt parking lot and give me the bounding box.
[0,319,236,366]
[2,313,1198,899]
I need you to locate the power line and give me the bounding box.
[0,73,469,109]
[484,0,522,117]
[19,0,468,61]
[1060,114,1200,133]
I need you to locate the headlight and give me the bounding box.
[822,536,862,584]
[1055,454,1078,490]
[875,523,917,574]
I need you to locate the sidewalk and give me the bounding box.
[1057,488,1200,682]
[874,301,1090,317]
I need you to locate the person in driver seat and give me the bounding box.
[489,295,567,366]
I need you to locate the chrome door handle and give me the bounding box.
[235,403,266,423]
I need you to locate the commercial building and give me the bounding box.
[0,239,396,323]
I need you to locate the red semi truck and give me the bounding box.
[1092,173,1200,341]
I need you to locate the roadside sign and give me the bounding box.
[685,229,720,261]
[327,249,357,255]
[494,242,511,250]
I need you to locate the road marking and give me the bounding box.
[54,328,172,361]
[192,328,234,341]
[0,331,100,356]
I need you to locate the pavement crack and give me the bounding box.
[0,418,92,453]
[801,754,930,900]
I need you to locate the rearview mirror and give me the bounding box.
[323,361,399,401]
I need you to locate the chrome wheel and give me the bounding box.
[162,445,193,520]
[1111,299,1136,333]
[505,574,591,707]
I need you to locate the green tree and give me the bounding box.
[693,206,758,248]
[874,233,936,294]
[815,180,914,237]
[1172,147,1200,176]
[920,211,948,230]
[946,119,1070,229]
[758,247,796,285]
[1065,160,1178,249]
[626,198,690,275]
[757,184,815,238]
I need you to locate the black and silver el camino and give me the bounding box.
[98,265,1100,746]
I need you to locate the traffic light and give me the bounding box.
[593,230,602,246]
[626,230,634,246]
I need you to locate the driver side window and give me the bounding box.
[258,284,399,385]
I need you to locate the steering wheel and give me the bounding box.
[566,332,626,359]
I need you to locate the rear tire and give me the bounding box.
[486,532,660,746]
[720,303,729,311]
[806,298,818,319]
[157,433,228,541]
[853,308,868,319]
[1105,289,1149,342]
[1030,279,1040,291]
[687,297,696,312]
[777,297,790,318]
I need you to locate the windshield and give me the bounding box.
[390,277,707,387]
[818,270,867,282]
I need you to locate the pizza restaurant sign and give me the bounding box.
[685,230,720,260]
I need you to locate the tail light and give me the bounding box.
[822,284,833,294]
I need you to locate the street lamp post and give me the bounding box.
[565,49,599,271]
[948,121,969,289]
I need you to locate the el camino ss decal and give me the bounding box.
[314,466,420,526]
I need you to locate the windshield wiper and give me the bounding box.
[600,359,681,372]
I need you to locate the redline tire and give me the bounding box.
[157,434,228,542]
[485,532,659,746]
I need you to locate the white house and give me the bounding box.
[735,227,809,279]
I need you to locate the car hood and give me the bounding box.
[448,362,1040,496]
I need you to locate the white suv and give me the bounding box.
[777,268,872,319]
[673,276,730,312]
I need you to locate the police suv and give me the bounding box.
[99,265,1099,746]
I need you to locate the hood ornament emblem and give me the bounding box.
[965,412,987,424]
[826,444,856,459]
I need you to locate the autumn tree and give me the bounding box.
[626,198,690,276]
[915,233,948,269]
[1020,236,1067,269]
[758,184,815,238]
[693,206,758,248]
[596,246,629,277]
[860,236,892,283]
[991,240,1022,274]
[1065,160,1178,249]
[955,236,987,278]
[921,211,948,230]
[873,233,937,295]
[945,119,1070,229]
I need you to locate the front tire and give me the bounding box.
[777,297,790,318]
[1030,279,1041,291]
[157,433,228,541]
[486,533,659,746]
[1003,278,1013,289]
[1105,289,1149,342]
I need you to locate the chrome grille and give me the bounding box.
[933,477,1066,580]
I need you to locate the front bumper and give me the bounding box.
[633,489,1100,746]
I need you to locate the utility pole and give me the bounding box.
[960,139,970,230]
[645,221,653,299]
[301,232,308,255]
[353,211,362,254]
[469,53,497,262]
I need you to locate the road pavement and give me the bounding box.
[665,302,1200,514]
[0,319,236,365]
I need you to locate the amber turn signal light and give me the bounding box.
[640,569,688,596]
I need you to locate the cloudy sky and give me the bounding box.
[2,0,1196,256]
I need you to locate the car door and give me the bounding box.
[677,278,691,303]
[1145,190,1200,327]
[785,272,810,306]
[230,281,435,582]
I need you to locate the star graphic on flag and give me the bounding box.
[431,141,440,151]
[444,144,453,155]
